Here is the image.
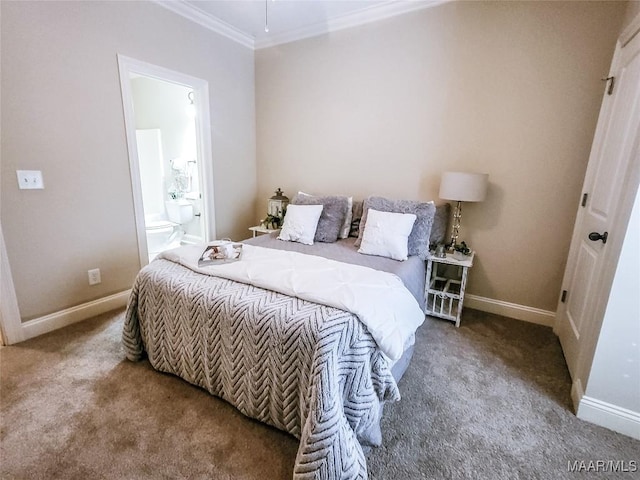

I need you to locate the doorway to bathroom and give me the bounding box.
[117,55,215,267]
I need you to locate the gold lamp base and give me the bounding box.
[447,200,463,252]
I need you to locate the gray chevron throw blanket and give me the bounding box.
[123,258,401,479]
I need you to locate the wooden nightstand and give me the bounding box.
[249,226,280,237]
[425,251,474,327]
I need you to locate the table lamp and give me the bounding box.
[439,171,489,250]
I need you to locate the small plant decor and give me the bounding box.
[452,241,471,260]
[454,241,471,255]
[260,213,283,230]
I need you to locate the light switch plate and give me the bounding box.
[16,170,44,190]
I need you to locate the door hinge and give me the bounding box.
[581,193,588,207]
[561,290,568,303]
[601,76,615,95]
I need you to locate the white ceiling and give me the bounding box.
[156,0,444,49]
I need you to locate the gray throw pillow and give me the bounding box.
[430,203,451,248]
[355,196,436,260]
[292,194,349,243]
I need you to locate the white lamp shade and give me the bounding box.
[439,172,489,202]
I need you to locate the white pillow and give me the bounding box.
[277,204,324,245]
[358,209,417,261]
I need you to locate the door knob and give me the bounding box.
[588,231,608,244]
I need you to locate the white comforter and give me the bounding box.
[159,244,425,361]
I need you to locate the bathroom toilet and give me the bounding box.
[145,199,194,259]
[146,220,177,254]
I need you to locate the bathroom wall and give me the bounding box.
[136,129,165,217]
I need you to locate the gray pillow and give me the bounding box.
[430,203,451,248]
[355,196,436,260]
[291,194,349,243]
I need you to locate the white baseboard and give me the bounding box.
[465,294,556,327]
[17,292,553,341]
[21,290,130,341]
[577,395,640,440]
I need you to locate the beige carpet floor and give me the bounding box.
[1,308,638,479]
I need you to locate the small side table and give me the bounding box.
[425,251,474,327]
[249,226,280,237]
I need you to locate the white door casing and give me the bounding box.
[555,21,640,405]
[0,223,24,345]
[117,55,216,268]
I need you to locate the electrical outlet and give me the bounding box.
[16,170,44,189]
[88,268,101,286]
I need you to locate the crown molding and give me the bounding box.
[154,0,255,49]
[255,0,448,50]
[155,0,449,51]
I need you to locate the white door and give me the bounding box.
[555,26,640,389]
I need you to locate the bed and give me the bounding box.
[123,195,448,479]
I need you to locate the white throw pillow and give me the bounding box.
[277,204,324,245]
[358,209,417,261]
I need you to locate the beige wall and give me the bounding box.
[255,1,626,312]
[1,1,256,320]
